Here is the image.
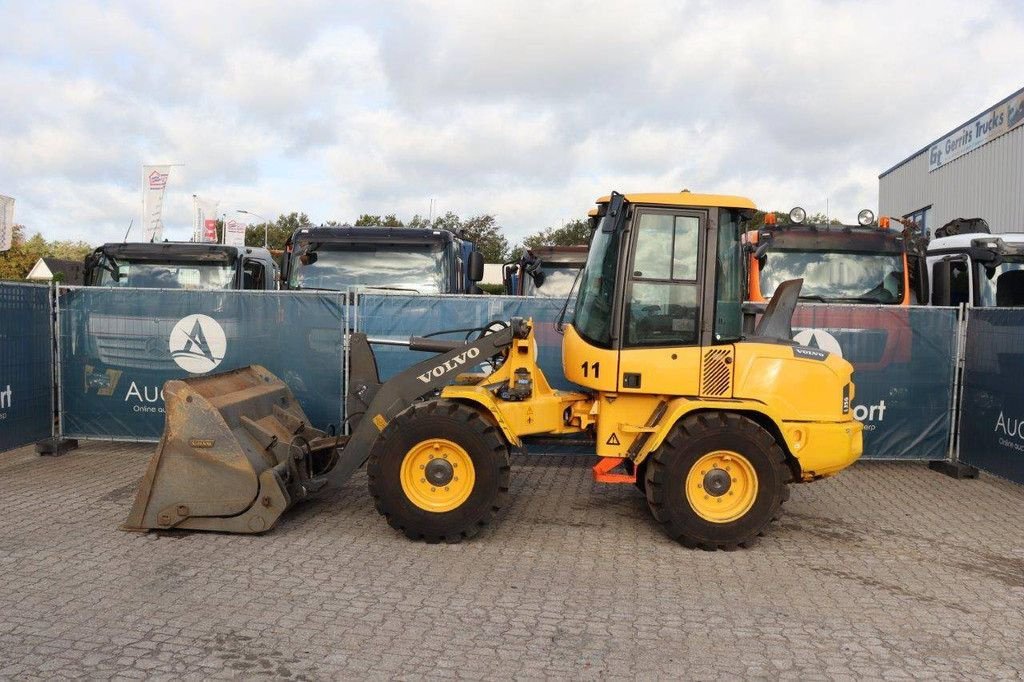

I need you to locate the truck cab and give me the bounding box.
[746,209,927,306]
[504,245,589,297]
[84,242,279,290]
[927,221,1024,307]
[282,226,484,294]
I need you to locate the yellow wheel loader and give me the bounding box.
[124,191,863,548]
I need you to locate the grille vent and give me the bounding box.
[701,348,733,397]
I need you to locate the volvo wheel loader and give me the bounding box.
[124,191,863,549]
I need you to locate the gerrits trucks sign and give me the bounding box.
[928,87,1024,171]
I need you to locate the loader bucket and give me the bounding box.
[123,365,336,534]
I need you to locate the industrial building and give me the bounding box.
[879,86,1024,234]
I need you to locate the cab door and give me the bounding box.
[617,208,705,396]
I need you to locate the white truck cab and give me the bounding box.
[928,227,1024,307]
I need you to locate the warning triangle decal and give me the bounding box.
[606,433,620,446]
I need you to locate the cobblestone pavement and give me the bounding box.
[0,441,1022,680]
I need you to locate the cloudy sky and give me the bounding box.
[1,0,1022,247]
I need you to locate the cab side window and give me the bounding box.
[625,213,700,346]
[243,259,266,290]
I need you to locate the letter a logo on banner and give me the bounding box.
[169,314,227,374]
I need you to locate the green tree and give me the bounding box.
[403,211,509,261]
[244,212,314,250]
[459,214,508,262]
[354,214,404,227]
[0,225,96,280]
[521,218,592,251]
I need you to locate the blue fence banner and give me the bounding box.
[959,309,1024,484]
[58,287,347,442]
[791,305,958,460]
[356,293,573,389]
[0,282,53,452]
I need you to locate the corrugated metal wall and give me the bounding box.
[879,126,1024,233]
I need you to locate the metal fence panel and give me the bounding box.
[792,305,958,460]
[0,282,53,451]
[959,308,1024,484]
[356,293,573,388]
[58,287,347,442]
[357,297,959,460]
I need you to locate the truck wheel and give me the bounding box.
[367,400,510,543]
[644,412,791,550]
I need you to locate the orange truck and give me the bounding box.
[744,208,928,372]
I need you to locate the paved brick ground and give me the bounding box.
[0,441,1022,680]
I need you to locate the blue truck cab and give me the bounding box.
[282,226,484,294]
[84,242,279,290]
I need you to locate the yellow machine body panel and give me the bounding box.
[445,319,861,481]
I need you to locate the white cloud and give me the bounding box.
[0,0,1021,247]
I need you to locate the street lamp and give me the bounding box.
[237,209,269,248]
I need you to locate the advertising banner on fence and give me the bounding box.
[792,305,957,460]
[0,283,53,452]
[59,288,346,442]
[959,308,1024,484]
[359,297,958,459]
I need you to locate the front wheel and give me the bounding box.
[367,400,510,543]
[644,412,791,550]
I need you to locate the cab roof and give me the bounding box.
[595,192,756,210]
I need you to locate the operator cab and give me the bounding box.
[565,191,754,395]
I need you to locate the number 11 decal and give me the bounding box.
[581,361,600,378]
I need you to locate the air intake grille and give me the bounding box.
[701,348,733,397]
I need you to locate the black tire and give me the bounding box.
[367,400,510,543]
[644,412,791,550]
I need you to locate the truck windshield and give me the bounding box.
[977,259,1024,306]
[760,250,905,303]
[525,265,582,298]
[574,217,619,346]
[97,259,236,289]
[290,243,448,293]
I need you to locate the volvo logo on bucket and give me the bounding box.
[169,314,226,374]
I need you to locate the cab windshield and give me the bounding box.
[760,250,905,303]
[290,243,448,293]
[525,265,583,298]
[97,259,236,289]
[573,217,619,345]
[977,258,1024,306]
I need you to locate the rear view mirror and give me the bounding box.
[931,260,950,306]
[468,250,484,282]
[300,251,318,265]
[602,191,626,233]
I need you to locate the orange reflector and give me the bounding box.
[764,213,777,226]
[879,216,890,229]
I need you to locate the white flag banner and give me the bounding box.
[194,197,220,243]
[0,195,13,252]
[224,217,247,247]
[142,165,172,242]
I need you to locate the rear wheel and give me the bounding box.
[644,412,791,550]
[367,400,510,543]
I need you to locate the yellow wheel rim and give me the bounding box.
[685,450,758,523]
[400,438,476,513]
